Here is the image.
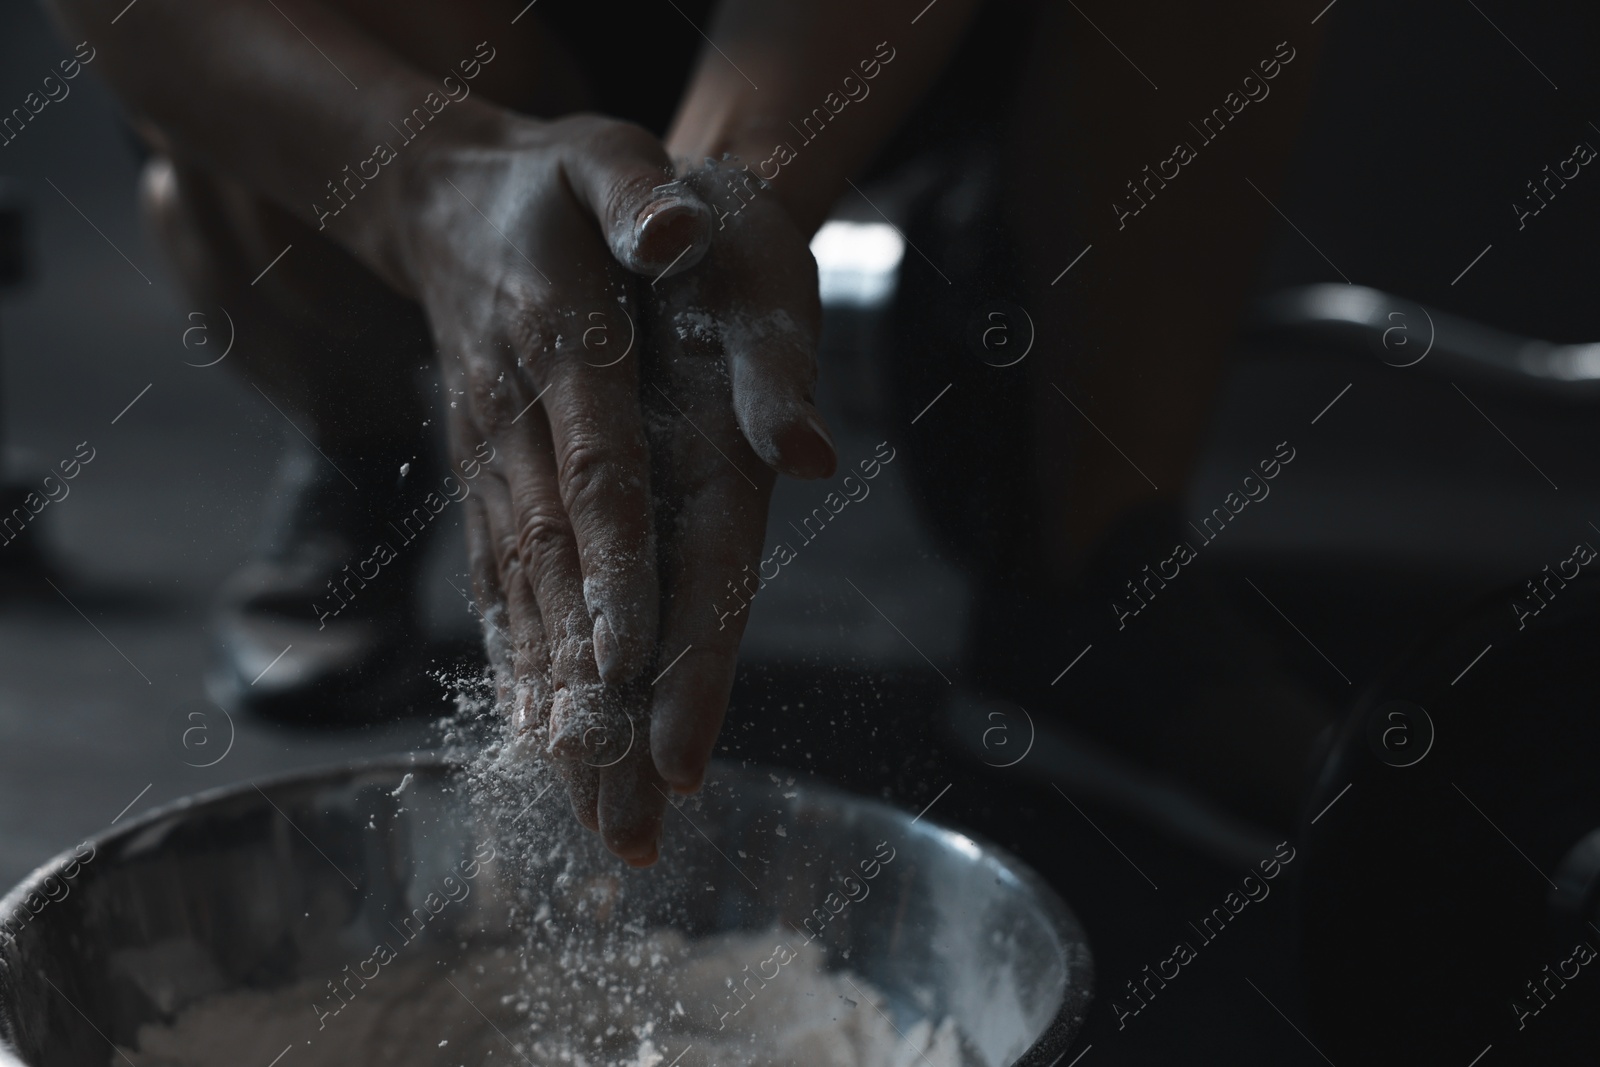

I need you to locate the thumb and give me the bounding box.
[560,120,713,278]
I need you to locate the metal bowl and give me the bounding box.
[0,757,1091,1065]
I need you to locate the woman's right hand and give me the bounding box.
[397,113,713,864]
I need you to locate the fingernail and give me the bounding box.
[622,839,660,868]
[635,182,701,229]
[630,823,665,866]
[634,197,711,274]
[511,687,536,736]
[547,689,579,758]
[669,768,705,796]
[775,410,837,479]
[593,613,621,683]
[636,195,687,227]
[806,412,836,459]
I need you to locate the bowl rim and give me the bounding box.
[0,753,1093,1066]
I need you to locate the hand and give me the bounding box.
[400,113,706,864]
[396,120,833,864]
[641,162,837,802]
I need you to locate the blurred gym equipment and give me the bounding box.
[1300,579,1600,1062]
[1266,283,1600,1063]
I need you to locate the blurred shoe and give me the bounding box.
[0,480,56,596]
[206,435,441,725]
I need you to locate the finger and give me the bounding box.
[558,118,712,278]
[645,343,777,794]
[474,468,602,830]
[723,301,837,481]
[596,705,668,865]
[558,755,602,834]
[648,484,769,794]
[707,205,837,480]
[464,492,516,712]
[491,396,636,762]
[526,301,660,685]
[467,471,551,740]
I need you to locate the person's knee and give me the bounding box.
[137,155,178,246]
[138,154,264,307]
[139,154,228,300]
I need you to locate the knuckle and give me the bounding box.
[492,526,525,580]
[557,435,633,516]
[466,367,519,430]
[577,121,671,222]
[509,304,562,365]
[511,303,591,373]
[604,171,663,232]
[579,117,660,163]
[550,112,608,141]
[515,503,574,572]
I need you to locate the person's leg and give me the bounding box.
[136,0,601,719]
[1011,2,1325,577]
[889,4,1337,831]
[140,156,431,440]
[138,0,599,446]
[992,2,1333,824]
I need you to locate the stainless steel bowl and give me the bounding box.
[0,757,1091,1065]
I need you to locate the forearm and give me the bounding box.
[665,0,980,234]
[44,0,511,290]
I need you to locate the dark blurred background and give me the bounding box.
[4,0,1600,1063]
